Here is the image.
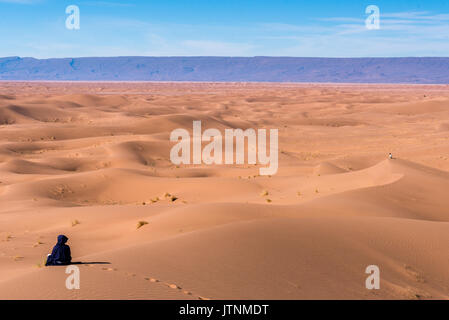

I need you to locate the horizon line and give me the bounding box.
[3,56,449,60]
[1,80,448,86]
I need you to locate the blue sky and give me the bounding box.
[0,0,449,58]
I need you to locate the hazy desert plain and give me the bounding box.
[0,81,449,299]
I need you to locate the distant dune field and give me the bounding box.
[0,82,449,299]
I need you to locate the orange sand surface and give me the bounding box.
[0,82,449,299]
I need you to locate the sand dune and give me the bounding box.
[0,82,448,299]
[313,162,348,175]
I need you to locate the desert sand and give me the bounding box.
[0,81,449,299]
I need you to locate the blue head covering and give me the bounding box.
[46,235,71,266]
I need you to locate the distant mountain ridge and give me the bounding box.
[1,56,448,83]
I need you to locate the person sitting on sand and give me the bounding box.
[45,235,72,266]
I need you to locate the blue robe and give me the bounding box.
[45,235,72,266]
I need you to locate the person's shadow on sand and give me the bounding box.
[48,262,111,266]
[71,261,111,265]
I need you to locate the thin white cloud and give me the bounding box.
[318,17,365,23]
[80,1,135,7]
[2,9,448,58]
[252,10,449,57]
[0,0,41,3]
[382,11,449,20]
